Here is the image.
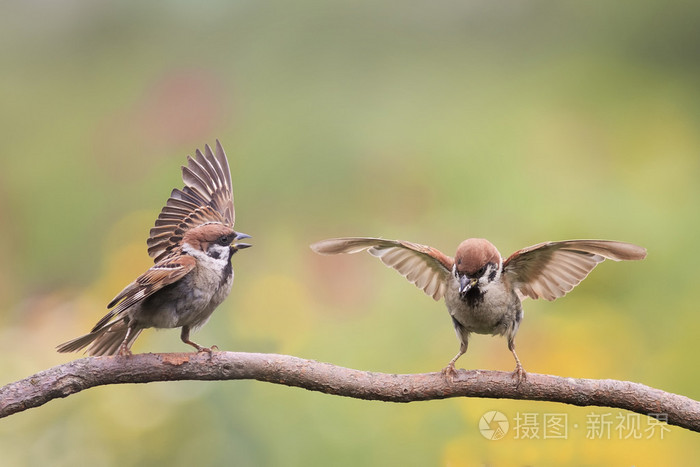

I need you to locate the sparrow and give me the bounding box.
[57,140,251,356]
[310,237,646,382]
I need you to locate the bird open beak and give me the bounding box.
[232,232,252,251]
[458,275,477,298]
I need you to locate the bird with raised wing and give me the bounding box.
[58,141,251,356]
[311,237,646,382]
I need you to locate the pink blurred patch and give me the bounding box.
[92,68,232,179]
[135,70,229,144]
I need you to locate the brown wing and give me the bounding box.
[91,254,196,332]
[148,140,235,263]
[311,237,454,300]
[503,240,647,301]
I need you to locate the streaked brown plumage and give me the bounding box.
[57,141,251,356]
[311,236,646,382]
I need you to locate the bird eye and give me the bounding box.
[218,235,232,246]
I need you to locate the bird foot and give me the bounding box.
[196,344,218,354]
[117,346,132,357]
[512,364,527,388]
[441,363,459,382]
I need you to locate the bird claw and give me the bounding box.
[512,364,526,388]
[196,344,218,354]
[117,345,132,357]
[441,363,459,382]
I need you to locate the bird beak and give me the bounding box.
[458,275,477,298]
[232,232,252,251]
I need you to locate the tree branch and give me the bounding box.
[1,352,698,432]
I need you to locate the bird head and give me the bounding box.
[183,223,252,261]
[453,238,502,298]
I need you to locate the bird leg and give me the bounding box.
[442,342,467,381]
[508,338,526,386]
[118,325,133,357]
[180,326,217,353]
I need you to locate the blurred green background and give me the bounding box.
[1,1,699,465]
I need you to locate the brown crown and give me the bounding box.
[454,238,501,275]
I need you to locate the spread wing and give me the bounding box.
[503,240,647,301]
[91,254,196,332]
[148,140,235,263]
[311,237,454,300]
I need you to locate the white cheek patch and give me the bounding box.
[479,263,501,286]
[184,243,230,269]
[207,244,231,262]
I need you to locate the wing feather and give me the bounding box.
[504,240,646,301]
[147,140,235,263]
[311,237,454,301]
[93,254,196,331]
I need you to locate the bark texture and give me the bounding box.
[1,352,698,432]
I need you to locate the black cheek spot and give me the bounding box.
[489,268,497,281]
[209,250,221,260]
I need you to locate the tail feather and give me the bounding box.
[56,332,102,354]
[57,320,142,356]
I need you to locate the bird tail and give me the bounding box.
[56,320,142,356]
